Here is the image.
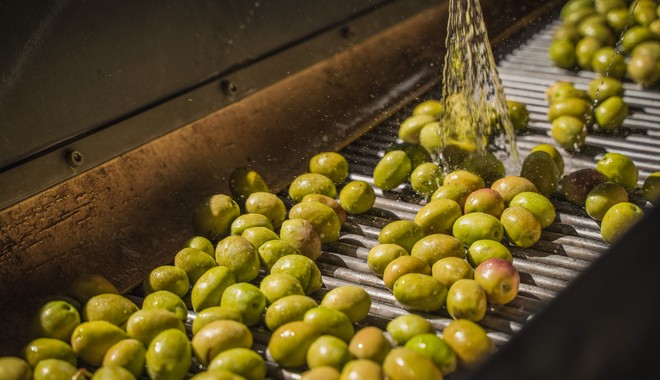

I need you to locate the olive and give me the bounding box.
[383,347,443,380]
[257,239,301,272]
[595,96,628,131]
[490,175,538,205]
[559,168,609,206]
[413,198,463,235]
[264,295,318,332]
[300,367,340,380]
[215,235,260,283]
[500,206,542,248]
[229,168,270,208]
[564,7,598,26]
[386,314,434,346]
[419,122,443,156]
[268,321,321,369]
[595,0,627,15]
[393,273,448,312]
[463,188,505,218]
[288,173,337,203]
[207,348,266,380]
[443,169,485,192]
[585,182,630,221]
[126,309,185,347]
[575,36,603,70]
[622,25,655,53]
[143,265,190,298]
[191,265,236,313]
[651,18,660,37]
[431,184,472,209]
[531,144,565,176]
[507,100,530,131]
[642,172,660,205]
[383,255,431,290]
[442,319,493,368]
[560,0,594,22]
[405,333,457,375]
[597,152,639,190]
[520,150,561,196]
[348,326,392,363]
[29,300,81,342]
[547,97,593,124]
[302,193,347,225]
[378,220,425,253]
[24,337,77,367]
[588,76,624,104]
[192,306,243,335]
[413,99,445,118]
[145,329,192,379]
[192,319,253,367]
[279,219,322,261]
[0,357,31,380]
[309,152,349,185]
[442,142,476,170]
[321,285,372,324]
[102,339,146,378]
[607,7,633,32]
[339,359,384,380]
[244,192,287,229]
[432,257,475,289]
[339,180,376,214]
[70,320,127,367]
[241,227,279,251]
[91,366,136,380]
[452,212,504,246]
[632,41,660,59]
[446,279,487,322]
[190,369,248,380]
[475,258,520,305]
[461,152,506,186]
[509,191,557,228]
[411,233,465,267]
[142,290,188,322]
[545,81,590,103]
[289,201,342,244]
[303,307,354,343]
[398,114,436,144]
[183,236,215,257]
[591,46,627,79]
[409,162,443,197]
[388,142,434,169]
[373,150,412,190]
[174,247,217,285]
[220,282,267,327]
[306,335,352,370]
[549,39,577,68]
[367,244,409,278]
[192,194,241,242]
[259,272,305,305]
[33,359,78,380]
[270,254,323,295]
[466,239,513,268]
[553,23,581,43]
[67,274,119,305]
[230,213,273,236]
[628,53,660,86]
[600,202,645,244]
[633,0,658,25]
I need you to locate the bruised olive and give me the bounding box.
[559,168,609,206]
[289,201,341,244]
[521,151,561,197]
[279,219,322,261]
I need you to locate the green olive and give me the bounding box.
[264,295,318,332]
[507,100,529,131]
[551,115,588,151]
[302,194,347,225]
[509,191,557,228]
[192,306,243,335]
[466,240,513,268]
[288,173,337,203]
[215,236,260,283]
[411,233,465,267]
[289,201,342,244]
[321,285,372,324]
[145,328,192,380]
[306,335,352,370]
[192,194,241,242]
[490,175,538,205]
[545,81,590,103]
[446,279,487,322]
[348,326,392,363]
[220,283,267,327]
[404,333,457,375]
[576,36,604,69]
[392,273,448,312]
[461,152,506,186]
[102,339,146,378]
[588,76,624,104]
[595,0,627,15]
[190,369,248,380]
[600,202,645,244]
[383,347,443,380]
[270,254,323,295]
[244,192,287,229]
[33,359,77,380]
[303,307,354,343]
[67,274,119,305]
[419,122,443,156]
[431,183,472,209]
[183,236,215,257]
[230,213,273,236]
[208,348,266,380]
[547,97,593,125]
[268,321,321,369]
[367,243,409,278]
[91,366,136,380]
[628,53,660,86]
[142,290,188,322]
[521,151,561,196]
[607,7,632,32]
[585,182,630,221]
[229,167,270,208]
[339,180,376,214]
[191,265,236,313]
[174,247,218,285]
[143,265,190,298]
[398,114,436,144]
[309,152,349,185]
[387,142,434,169]
[633,0,658,25]
[259,272,305,305]
[378,220,425,253]
[414,198,463,235]
[373,150,412,191]
[0,357,31,380]
[442,319,493,368]
[126,309,185,347]
[442,142,476,170]
[597,152,639,190]
[443,169,485,192]
[622,25,655,53]
[564,6,597,26]
[591,46,627,79]
[560,0,594,22]
[279,219,322,261]
[70,320,127,367]
[642,172,660,205]
[29,300,81,342]
[240,227,279,251]
[409,162,443,197]
[632,41,660,59]
[553,23,580,43]
[595,96,628,131]
[549,39,577,68]
[258,239,301,272]
[579,17,616,45]
[452,212,504,246]
[383,255,431,290]
[463,188,506,218]
[191,319,253,367]
[500,206,542,248]
[531,144,565,176]
[413,99,444,118]
[432,257,475,288]
[386,314,433,346]
[339,359,383,380]
[24,337,77,367]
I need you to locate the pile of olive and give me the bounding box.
[549,0,660,86]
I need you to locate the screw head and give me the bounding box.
[66,150,84,168]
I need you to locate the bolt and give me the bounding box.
[66,150,84,168]
[340,26,355,40]
[220,80,238,97]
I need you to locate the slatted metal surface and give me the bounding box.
[133,14,660,380]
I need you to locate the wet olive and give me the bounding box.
[600,202,645,244]
[463,188,505,218]
[432,257,475,289]
[348,326,392,363]
[289,201,342,244]
[413,198,463,236]
[585,182,629,221]
[446,279,487,322]
[490,175,538,205]
[410,162,443,197]
[229,168,270,208]
[279,219,322,261]
[373,150,412,191]
[174,247,218,285]
[398,114,436,144]
[521,150,561,196]
[578,15,615,45]
[622,25,655,53]
[126,309,185,347]
[606,7,632,32]
[443,170,485,193]
[33,359,77,380]
[452,212,504,246]
[431,184,472,209]
[588,76,624,104]
[509,191,557,228]
[442,319,493,368]
[413,99,445,118]
[549,39,577,68]
[270,254,323,295]
[215,235,260,283]
[595,0,627,15]
[404,333,457,375]
[91,366,136,380]
[244,192,287,229]
[339,359,383,380]
[309,152,349,185]
[302,193,347,225]
[192,194,241,242]
[24,337,77,367]
[559,168,609,206]
[257,239,301,272]
[102,338,146,377]
[300,367,340,380]
[500,206,542,248]
[208,348,266,380]
[591,46,627,79]
[29,300,81,342]
[192,306,243,335]
[419,122,443,156]
[339,180,376,214]
[70,320,127,367]
[628,53,660,86]
[288,173,337,203]
[383,347,443,380]
[367,243,409,278]
[303,307,354,343]
[507,100,530,131]
[411,233,465,267]
[378,220,425,253]
[633,0,658,25]
[306,335,352,370]
[67,274,119,305]
[594,96,628,131]
[268,321,321,369]
[461,152,506,186]
[146,328,192,380]
[183,236,215,257]
[142,290,188,322]
[383,255,431,290]
[220,282,266,327]
[642,171,660,205]
[393,273,448,312]
[531,144,565,176]
[190,369,248,380]
[143,265,190,298]
[264,295,318,332]
[547,97,593,124]
[386,314,433,346]
[230,214,273,236]
[466,239,513,268]
[259,272,305,305]
[546,81,590,103]
[0,357,31,380]
[597,152,639,190]
[241,227,279,251]
[192,319,253,367]
[191,265,236,313]
[321,285,372,324]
